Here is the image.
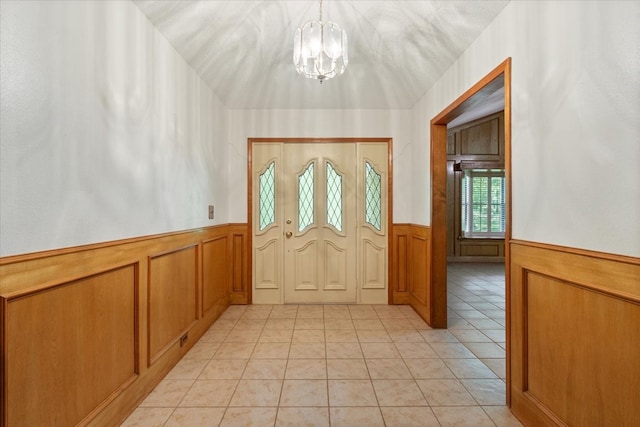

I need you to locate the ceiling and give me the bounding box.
[133,0,509,110]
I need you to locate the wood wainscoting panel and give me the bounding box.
[148,245,198,366]
[510,240,640,427]
[4,265,137,427]
[229,224,249,304]
[0,224,245,427]
[392,225,434,324]
[202,236,228,316]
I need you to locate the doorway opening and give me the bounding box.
[430,58,512,404]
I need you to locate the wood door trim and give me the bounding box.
[247,138,393,304]
[429,58,512,402]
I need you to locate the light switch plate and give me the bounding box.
[208,205,214,219]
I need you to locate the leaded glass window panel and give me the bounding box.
[298,162,314,232]
[365,162,382,231]
[258,162,275,230]
[326,162,343,231]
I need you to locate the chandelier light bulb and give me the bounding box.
[293,0,348,83]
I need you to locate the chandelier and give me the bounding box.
[293,0,348,83]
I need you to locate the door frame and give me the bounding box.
[429,58,512,402]
[247,137,393,305]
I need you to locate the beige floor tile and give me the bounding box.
[327,359,369,379]
[450,329,493,343]
[199,359,248,380]
[242,309,272,320]
[463,342,505,358]
[324,329,358,343]
[353,319,385,330]
[404,358,455,379]
[164,358,209,380]
[387,329,425,343]
[348,307,378,319]
[365,358,412,379]
[360,342,401,359]
[224,328,262,343]
[373,306,407,319]
[213,342,256,359]
[286,359,328,379]
[210,319,239,330]
[295,318,325,329]
[164,407,226,427]
[326,342,363,359]
[242,359,287,379]
[199,327,231,343]
[268,308,298,319]
[275,407,330,427]
[416,379,477,406]
[324,318,355,329]
[259,329,294,343]
[184,341,221,359]
[296,308,324,319]
[372,379,428,406]
[179,379,237,407]
[409,318,433,330]
[289,342,325,359]
[467,318,503,329]
[120,407,173,427]
[380,406,440,427]
[264,318,296,330]
[251,342,291,359]
[432,406,495,427]
[229,379,283,407]
[328,380,378,406]
[323,308,351,319]
[380,318,416,330]
[356,329,392,343]
[420,330,460,343]
[234,318,267,330]
[430,342,476,359]
[482,405,524,426]
[279,379,328,406]
[394,342,439,359]
[461,379,506,405]
[292,329,325,343]
[219,407,277,427]
[139,379,194,407]
[444,358,498,379]
[481,357,506,379]
[329,407,385,427]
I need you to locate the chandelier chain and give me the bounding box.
[319,0,323,21]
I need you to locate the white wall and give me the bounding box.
[0,0,228,257]
[412,0,640,257]
[226,109,414,223]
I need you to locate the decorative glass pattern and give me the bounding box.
[258,162,275,230]
[365,162,382,230]
[326,162,343,231]
[298,162,314,231]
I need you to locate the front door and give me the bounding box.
[252,140,388,304]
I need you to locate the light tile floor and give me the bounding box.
[122,263,522,426]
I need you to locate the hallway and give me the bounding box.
[122,264,521,426]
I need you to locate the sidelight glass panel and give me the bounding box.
[326,162,343,231]
[259,162,275,230]
[365,162,382,230]
[298,162,314,231]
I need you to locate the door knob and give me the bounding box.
[286,219,292,224]
[285,231,293,238]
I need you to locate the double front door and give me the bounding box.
[252,141,388,304]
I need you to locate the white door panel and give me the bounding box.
[252,141,387,304]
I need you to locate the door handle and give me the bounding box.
[285,231,293,238]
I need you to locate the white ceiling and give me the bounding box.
[133,0,509,110]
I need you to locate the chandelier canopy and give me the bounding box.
[293,0,348,83]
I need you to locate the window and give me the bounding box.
[298,162,314,231]
[365,162,382,231]
[258,162,275,230]
[326,162,343,231]
[461,169,505,238]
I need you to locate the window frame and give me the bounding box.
[461,168,505,239]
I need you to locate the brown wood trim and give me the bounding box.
[511,239,640,266]
[247,138,393,304]
[0,224,231,266]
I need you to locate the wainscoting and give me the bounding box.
[391,224,434,325]
[0,224,248,427]
[509,240,640,426]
